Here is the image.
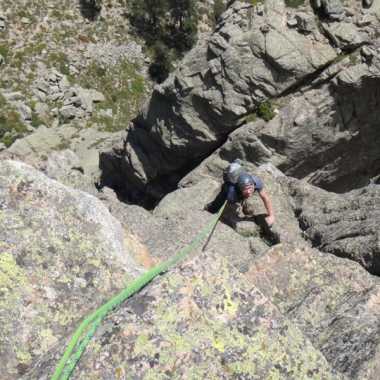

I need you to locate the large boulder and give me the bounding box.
[247,243,380,379]
[0,160,143,378]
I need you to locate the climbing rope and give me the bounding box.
[51,201,227,380]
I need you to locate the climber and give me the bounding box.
[206,160,275,227]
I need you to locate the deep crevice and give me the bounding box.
[100,128,236,210]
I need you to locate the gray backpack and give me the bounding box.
[224,159,243,184]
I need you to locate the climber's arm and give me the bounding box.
[258,190,275,226]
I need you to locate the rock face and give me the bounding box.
[244,53,380,192]
[285,179,380,275]
[0,160,143,379]
[29,249,341,380]
[101,0,380,199]
[247,244,380,380]
[100,0,338,197]
[1,159,379,379]
[1,0,380,379]
[179,46,380,193]
[180,41,380,193]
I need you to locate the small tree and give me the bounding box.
[167,0,198,52]
[148,42,174,83]
[214,0,226,23]
[128,0,198,82]
[129,0,167,44]
[79,0,102,20]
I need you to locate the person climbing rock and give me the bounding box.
[207,159,275,232]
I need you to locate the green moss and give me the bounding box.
[15,348,32,365]
[245,101,276,124]
[257,101,275,122]
[134,333,156,355]
[223,288,238,316]
[31,111,43,129]
[12,41,47,69]
[349,52,360,65]
[250,0,264,5]
[16,9,30,19]
[245,112,257,123]
[285,0,305,8]
[51,9,63,19]
[0,94,28,147]
[0,44,9,60]
[56,138,71,151]
[46,52,70,76]
[0,253,26,289]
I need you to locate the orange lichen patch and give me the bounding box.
[123,229,156,269]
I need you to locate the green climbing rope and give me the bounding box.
[51,202,226,380]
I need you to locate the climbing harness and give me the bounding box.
[51,201,227,380]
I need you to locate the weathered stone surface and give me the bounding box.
[29,249,341,380]
[42,149,98,195]
[0,160,143,379]
[247,243,380,379]
[284,178,380,275]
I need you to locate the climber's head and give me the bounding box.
[237,173,255,198]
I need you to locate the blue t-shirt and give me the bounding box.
[226,174,263,203]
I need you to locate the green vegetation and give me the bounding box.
[250,0,264,5]
[285,0,305,8]
[0,95,28,147]
[129,0,198,82]
[245,101,276,124]
[349,52,360,65]
[15,9,30,19]
[13,42,47,69]
[78,60,146,132]
[79,0,103,20]
[0,44,9,61]
[56,138,71,151]
[30,111,44,129]
[46,52,70,76]
[257,101,275,122]
[245,113,257,123]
